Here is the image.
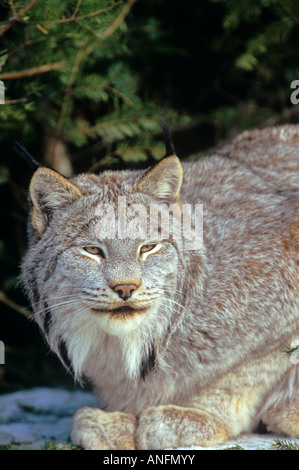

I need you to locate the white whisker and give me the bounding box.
[36,299,88,317]
[30,293,81,307]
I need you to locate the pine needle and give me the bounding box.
[271,439,299,450]
[282,345,299,356]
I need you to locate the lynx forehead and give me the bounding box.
[94,195,203,250]
[21,124,299,449]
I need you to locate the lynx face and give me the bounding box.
[21,156,188,379]
[49,235,180,337]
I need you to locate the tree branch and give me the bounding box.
[20,2,123,25]
[0,61,65,80]
[54,46,87,140]
[0,291,33,320]
[18,0,40,16]
[0,0,39,37]
[103,0,138,38]
[277,0,299,25]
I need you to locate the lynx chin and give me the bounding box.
[21,124,299,449]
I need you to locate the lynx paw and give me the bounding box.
[136,405,230,449]
[71,407,136,450]
[262,404,299,437]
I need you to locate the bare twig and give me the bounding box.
[103,0,138,38]
[0,61,65,80]
[18,0,40,16]
[8,0,17,17]
[0,0,121,39]
[76,2,123,21]
[6,36,48,61]
[277,0,299,25]
[54,46,87,140]
[75,20,102,39]
[0,291,33,320]
[0,0,39,37]
[4,97,27,104]
[21,2,123,25]
[73,0,83,18]
[0,20,16,38]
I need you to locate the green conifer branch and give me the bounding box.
[272,439,299,450]
[282,345,299,357]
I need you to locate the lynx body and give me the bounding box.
[21,125,299,449]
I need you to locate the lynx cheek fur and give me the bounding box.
[21,125,299,450]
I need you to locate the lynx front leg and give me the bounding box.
[71,407,136,450]
[260,364,299,438]
[262,402,299,437]
[136,405,230,450]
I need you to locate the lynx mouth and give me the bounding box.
[91,305,147,317]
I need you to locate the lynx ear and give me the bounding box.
[29,167,82,234]
[136,155,183,203]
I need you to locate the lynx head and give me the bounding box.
[21,145,205,382]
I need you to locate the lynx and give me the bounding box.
[21,124,299,449]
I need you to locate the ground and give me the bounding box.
[0,388,298,450]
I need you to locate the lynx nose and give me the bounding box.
[112,283,138,300]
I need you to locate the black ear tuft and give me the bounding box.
[13,140,40,171]
[160,119,176,157]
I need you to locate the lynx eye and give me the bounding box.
[140,244,157,254]
[83,246,105,257]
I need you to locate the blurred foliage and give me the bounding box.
[0,0,184,167]
[1,0,299,393]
